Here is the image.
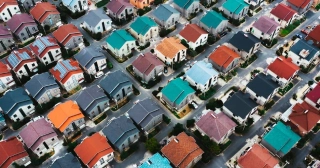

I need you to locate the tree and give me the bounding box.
[186,119,195,128]
[153,0,163,5]
[181,39,189,48]
[292,93,297,100]
[308,80,314,86]
[202,135,220,155]
[171,123,185,136]
[316,76,320,82]
[145,138,160,154]
[159,28,168,37]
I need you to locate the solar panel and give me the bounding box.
[33,39,45,54]
[64,60,76,71]
[42,37,54,46]
[53,61,68,79]
[7,53,20,68]
[19,52,30,59]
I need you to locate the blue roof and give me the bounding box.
[74,47,105,69]
[290,40,319,61]
[0,113,4,123]
[0,88,32,117]
[200,11,227,29]
[106,29,135,50]
[62,0,77,6]
[222,0,249,15]
[140,153,172,168]
[173,0,199,9]
[153,4,179,22]
[186,61,219,85]
[83,10,111,27]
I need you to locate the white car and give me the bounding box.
[95,71,104,79]
[191,101,198,109]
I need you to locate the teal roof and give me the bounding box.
[222,0,249,15]
[139,153,172,168]
[162,78,195,105]
[130,16,158,36]
[200,10,227,29]
[0,113,4,123]
[263,121,300,155]
[106,29,135,49]
[173,0,199,9]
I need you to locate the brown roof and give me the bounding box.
[0,0,17,12]
[267,56,299,80]
[0,137,29,168]
[30,2,59,23]
[306,25,320,43]
[132,52,164,75]
[208,45,240,68]
[179,24,207,43]
[161,132,204,168]
[52,24,82,45]
[287,0,310,8]
[270,3,297,22]
[155,37,187,59]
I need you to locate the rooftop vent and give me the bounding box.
[210,113,217,118]
[244,34,248,37]
[304,110,309,114]
[147,160,152,165]
[174,138,179,143]
[299,49,310,58]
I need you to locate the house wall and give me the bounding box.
[210,57,239,73]
[91,153,114,168]
[129,25,159,45]
[85,58,107,75]
[0,5,20,22]
[288,50,318,67]
[0,74,15,93]
[85,99,109,120]
[0,120,7,131]
[162,92,194,111]
[265,69,288,87]
[62,118,85,137]
[305,97,320,110]
[63,0,88,13]
[199,19,228,35]
[222,105,257,124]
[143,114,163,133]
[15,61,38,79]
[185,74,218,92]
[7,156,31,168]
[21,0,41,11]
[155,48,187,65]
[39,47,62,65]
[83,19,112,34]
[10,103,35,122]
[244,0,262,8]
[245,87,268,105]
[287,0,312,15]
[108,7,134,20]
[251,26,280,41]
[185,153,202,168]
[16,24,38,42]
[32,135,59,157]
[0,37,14,52]
[107,40,136,58]
[178,33,208,50]
[62,72,84,92]
[133,64,164,83]
[41,14,61,27]
[116,131,139,153]
[64,35,83,49]
[173,1,199,18]
[154,12,180,29]
[129,0,153,9]
[110,84,133,101]
[35,87,61,104]
[221,6,248,20]
[226,42,260,60]
[269,13,298,28]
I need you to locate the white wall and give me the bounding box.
[62,73,84,92]
[129,26,159,45]
[63,0,88,13]
[32,135,59,157]
[179,33,208,50]
[265,69,288,87]
[0,5,20,22]
[84,19,112,34]
[15,61,38,79]
[92,153,114,168]
[11,103,35,122]
[155,48,187,65]
[62,118,85,136]
[107,40,136,58]
[35,88,61,104]
[86,58,107,75]
[185,75,217,92]
[0,74,15,93]
[251,26,280,41]
[288,50,319,67]
[39,48,62,65]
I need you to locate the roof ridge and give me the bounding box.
[213,115,222,140]
[177,143,200,166]
[0,143,10,167]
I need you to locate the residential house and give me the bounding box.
[74,47,107,75]
[131,52,164,83]
[0,25,14,52]
[29,36,62,65]
[19,117,59,157]
[130,0,153,9]
[50,59,84,92]
[7,13,38,42]
[30,2,61,27]
[199,10,228,35]
[286,0,312,15]
[129,16,158,45]
[0,88,35,122]
[223,91,258,124]
[161,78,195,111]
[305,82,320,110]
[106,0,134,21]
[161,132,204,168]
[0,137,31,168]
[227,31,260,59]
[152,4,180,29]
[221,0,249,20]
[243,0,263,9]
[62,0,88,13]
[47,100,85,138]
[208,45,240,73]
[269,3,298,28]
[313,0,320,7]
[173,0,199,18]
[75,85,109,121]
[0,0,20,22]
[105,29,136,58]
[261,121,300,157]
[0,113,5,131]
[128,98,164,134]
[50,153,82,168]
[288,38,319,67]
[305,25,320,47]
[82,10,112,34]
[251,16,280,41]
[18,0,41,11]
[24,72,61,104]
[178,24,208,50]
[53,24,83,49]
[195,110,236,144]
[155,37,187,66]
[74,133,114,168]
[140,153,171,168]
[0,61,15,93]
[101,115,139,152]
[185,60,219,92]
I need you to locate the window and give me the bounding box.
[78,38,81,40]
[27,106,31,109]
[97,26,100,30]
[99,158,105,164]
[19,70,23,74]
[32,63,35,66]
[261,32,264,35]
[6,77,10,81]
[37,148,40,151]
[13,114,17,117]
[21,33,24,36]
[4,17,7,20]
[32,27,36,31]
[117,94,120,97]
[74,5,77,8]
[23,37,26,40]
[14,7,17,10]
[40,152,42,155]
[51,138,55,141]
[130,9,132,11]
[45,61,48,65]
[56,50,59,53]
[316,104,320,108]
[2,13,4,15]
[8,39,10,43]
[43,57,47,60]
[278,18,280,21]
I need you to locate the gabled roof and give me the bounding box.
[0,25,12,39]
[132,52,163,76]
[208,45,240,68]
[224,91,257,119]
[140,153,171,168]
[7,13,36,33]
[0,137,29,168]
[290,39,319,61]
[75,133,114,168]
[200,10,227,29]
[173,0,199,9]
[130,16,157,36]
[270,3,297,22]
[306,25,320,42]
[6,48,35,71]
[287,0,310,8]
[252,16,280,35]
[267,56,299,80]
[155,37,187,59]
[75,85,109,112]
[186,60,219,85]
[161,132,204,168]
[306,83,320,104]
[0,0,18,12]
[49,59,83,84]
[228,31,260,53]
[52,24,82,45]
[0,88,32,117]
[99,70,132,97]
[153,4,179,22]
[222,0,249,14]
[50,153,82,168]
[74,47,105,69]
[0,61,11,78]
[30,2,59,23]
[29,36,59,58]
[246,73,279,98]
[106,0,133,15]
[179,24,207,43]
[83,10,111,27]
[106,29,135,49]
[162,78,195,105]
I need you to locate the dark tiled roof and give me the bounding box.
[0,88,32,117]
[74,47,105,69]
[290,39,319,61]
[99,70,132,97]
[246,73,279,98]
[224,91,257,119]
[50,153,82,168]
[228,31,260,53]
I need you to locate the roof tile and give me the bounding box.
[208,45,240,68]
[179,24,207,43]
[267,56,299,80]
[155,37,187,59]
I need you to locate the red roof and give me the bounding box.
[49,59,83,84]
[6,48,36,72]
[132,52,164,75]
[52,24,82,45]
[29,36,59,58]
[267,56,299,80]
[0,137,29,168]
[287,0,310,8]
[0,61,11,78]
[306,83,320,104]
[208,45,240,68]
[30,2,59,23]
[270,3,297,22]
[0,0,17,13]
[179,24,207,43]
[306,25,320,43]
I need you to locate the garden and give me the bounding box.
[278,82,294,96]
[199,88,216,100]
[279,19,305,37]
[240,54,258,68]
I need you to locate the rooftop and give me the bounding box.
[74,47,105,69]
[287,0,310,8]
[307,25,320,42]
[246,73,279,98]
[106,29,135,49]
[290,39,319,61]
[50,153,82,168]
[132,52,163,76]
[222,0,249,15]
[153,4,179,22]
[52,24,82,45]
[49,59,82,84]
[155,37,187,59]
[29,36,59,58]
[228,31,260,53]
[83,10,111,27]
[75,85,109,112]
[130,16,157,36]
[224,91,257,119]
[270,3,297,22]
[99,70,132,97]
[306,83,320,104]
[106,0,133,15]
[0,137,29,168]
[6,48,34,70]
[30,2,59,23]
[208,45,240,68]
[173,0,199,9]
[252,16,280,35]
[200,10,228,29]
[179,24,207,43]
[0,87,32,116]
[161,78,195,105]
[7,13,35,33]
[185,60,219,85]
[267,56,299,80]
[0,25,12,38]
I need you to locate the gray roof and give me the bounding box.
[83,10,111,27]
[153,4,179,22]
[224,91,257,119]
[50,153,82,168]
[74,47,106,69]
[228,31,260,53]
[128,98,164,129]
[24,72,59,100]
[246,73,279,98]
[0,88,32,117]
[99,70,132,97]
[290,39,319,61]
[102,115,139,148]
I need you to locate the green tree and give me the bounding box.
[171,123,185,136]
[145,138,160,154]
[186,119,195,128]
[159,28,168,37]
[308,81,314,86]
[181,39,189,48]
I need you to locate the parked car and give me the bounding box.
[296,34,303,39]
[220,32,228,37]
[95,71,104,79]
[191,101,198,109]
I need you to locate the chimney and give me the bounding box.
[174,138,179,143]
[304,110,308,114]
[147,160,152,165]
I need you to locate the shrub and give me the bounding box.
[150,49,154,53]
[107,61,113,69]
[145,138,160,154]
[170,123,185,136]
[308,81,314,86]
[181,39,189,48]
[187,48,197,57]
[195,45,205,53]
[292,93,297,100]
[316,76,320,82]
[186,119,195,128]
[159,28,169,37]
[153,0,163,5]
[163,115,171,124]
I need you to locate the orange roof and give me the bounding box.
[30,2,59,23]
[0,62,11,78]
[287,0,310,8]
[179,24,207,43]
[47,100,84,132]
[52,24,82,45]
[267,56,299,80]
[238,144,279,168]
[208,45,240,68]
[74,133,114,167]
[155,37,187,59]
[161,132,204,168]
[307,25,320,43]
[0,0,17,12]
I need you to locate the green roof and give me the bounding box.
[106,29,135,49]
[161,78,195,105]
[222,0,249,15]
[263,121,300,155]
[200,11,227,29]
[173,0,199,9]
[130,16,157,36]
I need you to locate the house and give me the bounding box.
[286,0,312,15]
[243,0,263,9]
[178,24,208,50]
[30,2,61,27]
[227,31,260,59]
[75,85,109,121]
[74,133,114,168]
[155,37,187,66]
[173,0,199,18]
[0,137,31,168]
[161,78,195,111]
[185,60,219,92]
[0,25,14,52]
[152,4,180,29]
[251,16,280,41]
[50,59,84,92]
[7,13,38,42]
[29,36,62,65]
[105,29,136,58]
[221,0,249,20]
[127,98,164,134]
[101,115,139,152]
[266,56,299,87]
[50,153,82,168]
[223,91,258,124]
[288,38,320,67]
[74,47,107,75]
[199,10,228,35]
[19,117,59,157]
[106,0,134,21]
[0,0,20,22]
[245,73,279,105]
[0,113,6,132]
[129,16,158,45]
[237,144,280,168]
[305,25,320,47]
[161,132,204,168]
[140,153,171,168]
[62,0,88,13]
[130,0,153,9]
[131,52,164,83]
[305,83,320,110]
[261,121,300,157]
[0,61,15,93]
[208,45,240,73]
[313,0,320,7]
[0,88,35,122]
[53,24,83,49]
[195,110,236,144]
[269,3,298,28]
[47,100,85,138]
[18,0,41,11]
[82,10,112,34]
